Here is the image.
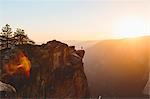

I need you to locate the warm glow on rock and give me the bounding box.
[17,51,31,78]
[4,51,31,78]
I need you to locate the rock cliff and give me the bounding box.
[0,40,89,98]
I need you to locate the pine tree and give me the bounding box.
[1,24,13,48]
[14,28,34,45]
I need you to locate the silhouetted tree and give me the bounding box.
[0,24,35,50]
[14,28,35,45]
[0,24,13,48]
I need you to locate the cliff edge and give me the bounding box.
[0,40,89,98]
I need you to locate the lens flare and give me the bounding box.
[4,51,31,78]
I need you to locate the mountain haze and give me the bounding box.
[84,36,150,97]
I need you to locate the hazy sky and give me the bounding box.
[0,0,150,42]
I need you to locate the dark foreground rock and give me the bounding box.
[0,40,89,98]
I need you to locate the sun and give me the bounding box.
[114,16,147,38]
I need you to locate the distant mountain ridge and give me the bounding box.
[84,36,150,97]
[63,40,100,50]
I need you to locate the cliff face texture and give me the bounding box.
[0,40,89,98]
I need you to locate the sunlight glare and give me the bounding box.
[114,17,147,38]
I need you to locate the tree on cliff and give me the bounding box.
[0,24,13,48]
[14,28,35,45]
[0,24,35,50]
[14,28,28,45]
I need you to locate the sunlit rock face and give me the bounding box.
[0,40,89,98]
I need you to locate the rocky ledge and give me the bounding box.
[0,40,89,98]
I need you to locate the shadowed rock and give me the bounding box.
[0,81,16,98]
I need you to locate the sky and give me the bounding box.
[0,0,150,42]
